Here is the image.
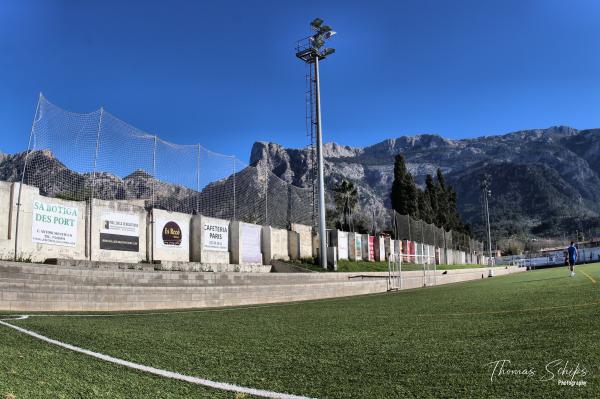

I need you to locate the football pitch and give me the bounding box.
[2,264,600,398]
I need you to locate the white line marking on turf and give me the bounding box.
[581,270,597,284]
[0,315,29,321]
[18,290,401,319]
[0,317,314,399]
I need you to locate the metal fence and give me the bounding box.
[17,94,485,253]
[394,212,484,252]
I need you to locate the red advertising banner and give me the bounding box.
[368,236,375,261]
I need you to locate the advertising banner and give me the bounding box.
[241,223,262,263]
[99,212,140,252]
[202,219,229,252]
[338,231,348,259]
[368,236,375,260]
[32,200,78,247]
[156,219,188,249]
[355,235,362,258]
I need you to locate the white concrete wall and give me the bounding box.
[361,234,368,260]
[348,232,362,261]
[230,221,263,265]
[0,181,13,259]
[375,236,385,261]
[290,223,312,259]
[13,183,87,262]
[329,230,349,260]
[337,231,349,260]
[90,198,147,263]
[262,226,289,264]
[150,209,191,263]
[384,237,395,260]
[288,230,300,260]
[415,242,423,263]
[312,233,320,259]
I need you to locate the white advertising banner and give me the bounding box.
[100,212,139,236]
[241,223,262,263]
[156,219,188,249]
[99,212,140,252]
[202,219,229,252]
[32,200,78,247]
[338,231,348,259]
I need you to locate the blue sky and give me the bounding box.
[2,0,600,162]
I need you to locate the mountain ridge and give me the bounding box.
[250,125,600,238]
[1,125,599,238]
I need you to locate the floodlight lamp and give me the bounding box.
[311,18,324,29]
[321,48,336,57]
[320,25,332,32]
[323,31,336,40]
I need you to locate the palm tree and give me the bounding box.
[332,180,358,231]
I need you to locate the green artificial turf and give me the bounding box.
[2,264,600,398]
[336,259,484,272]
[292,259,485,272]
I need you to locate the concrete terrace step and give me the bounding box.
[0,262,501,290]
[0,269,388,288]
[0,276,396,295]
[0,260,525,312]
[45,258,272,273]
[0,262,390,284]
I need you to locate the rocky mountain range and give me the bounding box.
[2,125,599,239]
[250,126,600,238]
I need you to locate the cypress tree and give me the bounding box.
[418,189,434,223]
[403,172,419,217]
[425,174,438,220]
[391,154,407,214]
[435,169,448,228]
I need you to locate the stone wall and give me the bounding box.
[262,226,289,264]
[290,223,312,260]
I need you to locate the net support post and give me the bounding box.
[14,93,41,261]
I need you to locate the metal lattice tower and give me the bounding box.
[305,62,318,230]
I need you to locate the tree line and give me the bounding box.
[391,154,470,234]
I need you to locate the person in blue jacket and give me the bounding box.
[567,241,578,277]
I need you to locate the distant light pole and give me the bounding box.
[480,174,494,276]
[296,18,336,269]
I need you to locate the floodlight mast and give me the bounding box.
[480,174,494,276]
[296,18,336,269]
